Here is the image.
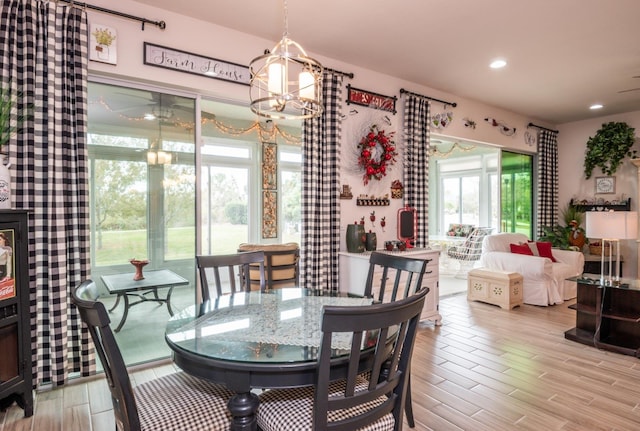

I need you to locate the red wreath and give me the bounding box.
[357,125,397,185]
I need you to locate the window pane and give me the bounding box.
[164,162,196,260]
[281,170,301,244]
[200,165,249,255]
[92,159,148,265]
[442,177,461,227]
[460,176,480,225]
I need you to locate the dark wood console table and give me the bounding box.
[565,275,640,357]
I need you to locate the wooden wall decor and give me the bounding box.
[262,190,277,239]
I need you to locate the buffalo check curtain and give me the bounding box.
[300,72,343,291]
[402,95,430,248]
[536,129,559,238]
[0,0,92,387]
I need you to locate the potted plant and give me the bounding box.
[0,84,31,208]
[538,202,586,250]
[584,121,637,179]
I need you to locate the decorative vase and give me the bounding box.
[365,231,377,251]
[130,259,149,281]
[346,223,365,253]
[0,154,11,209]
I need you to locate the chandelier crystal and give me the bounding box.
[249,0,323,120]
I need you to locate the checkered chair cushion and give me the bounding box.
[257,377,395,431]
[134,372,234,431]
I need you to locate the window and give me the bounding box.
[88,82,302,366]
[430,144,499,235]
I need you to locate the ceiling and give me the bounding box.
[132,0,640,125]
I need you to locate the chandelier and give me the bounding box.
[249,0,323,120]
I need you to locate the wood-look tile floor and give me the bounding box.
[2,293,640,430]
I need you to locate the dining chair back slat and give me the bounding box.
[196,251,266,302]
[364,251,431,303]
[257,286,428,431]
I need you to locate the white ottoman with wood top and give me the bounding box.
[467,268,523,310]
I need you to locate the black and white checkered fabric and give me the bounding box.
[257,377,395,431]
[537,129,559,239]
[0,2,92,386]
[300,72,344,291]
[402,95,430,248]
[135,371,234,431]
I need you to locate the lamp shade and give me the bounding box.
[586,211,638,239]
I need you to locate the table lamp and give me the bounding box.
[585,210,638,285]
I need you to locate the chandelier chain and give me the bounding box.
[282,0,289,38]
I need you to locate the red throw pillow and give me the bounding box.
[510,243,534,255]
[533,241,557,262]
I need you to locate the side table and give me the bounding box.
[101,269,188,332]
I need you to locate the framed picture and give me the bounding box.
[0,228,16,301]
[89,24,117,65]
[595,176,616,194]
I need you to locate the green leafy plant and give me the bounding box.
[539,224,571,249]
[539,202,587,249]
[584,121,637,179]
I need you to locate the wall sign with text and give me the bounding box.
[346,85,397,114]
[143,43,250,85]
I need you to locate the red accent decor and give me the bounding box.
[510,243,533,256]
[357,125,397,185]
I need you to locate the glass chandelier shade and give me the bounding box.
[249,2,323,120]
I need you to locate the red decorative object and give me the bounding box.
[130,259,149,281]
[357,124,397,185]
[346,84,397,113]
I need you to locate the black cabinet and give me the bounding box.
[0,210,32,416]
[565,278,640,357]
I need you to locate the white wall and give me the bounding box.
[558,110,640,278]
[89,1,640,270]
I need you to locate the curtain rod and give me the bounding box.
[399,88,457,107]
[528,122,558,134]
[323,66,354,79]
[59,0,166,30]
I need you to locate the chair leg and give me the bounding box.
[405,375,415,428]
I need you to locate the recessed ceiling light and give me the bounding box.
[589,104,604,110]
[489,59,507,69]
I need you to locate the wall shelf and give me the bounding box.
[356,198,390,206]
[570,198,630,212]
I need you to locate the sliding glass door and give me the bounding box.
[500,151,533,238]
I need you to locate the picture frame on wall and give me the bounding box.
[595,176,616,194]
[89,24,117,65]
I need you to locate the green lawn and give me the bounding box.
[94,224,300,266]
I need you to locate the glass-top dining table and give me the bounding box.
[165,287,374,431]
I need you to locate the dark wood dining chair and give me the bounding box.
[196,251,266,302]
[70,280,234,431]
[257,285,428,431]
[238,243,300,290]
[364,251,431,302]
[364,251,431,428]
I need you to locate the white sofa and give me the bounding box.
[479,233,584,306]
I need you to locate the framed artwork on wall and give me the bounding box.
[595,176,615,194]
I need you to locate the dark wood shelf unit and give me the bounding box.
[570,198,631,212]
[0,210,32,417]
[565,279,640,357]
